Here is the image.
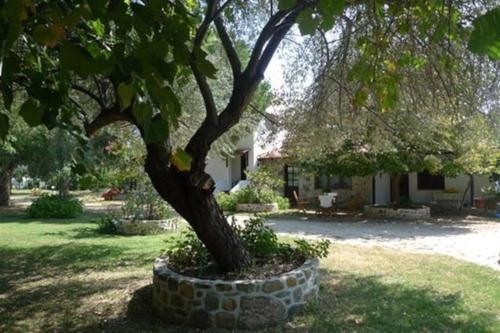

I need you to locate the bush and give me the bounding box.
[216,187,290,211]
[121,188,174,220]
[216,192,237,211]
[27,195,83,218]
[275,195,291,210]
[165,217,330,271]
[95,216,117,234]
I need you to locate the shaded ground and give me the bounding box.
[243,214,500,270]
[1,215,499,332]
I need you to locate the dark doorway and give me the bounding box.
[391,174,410,202]
[240,152,248,180]
[284,165,299,203]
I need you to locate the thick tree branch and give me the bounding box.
[214,16,242,79]
[72,84,106,110]
[84,108,133,137]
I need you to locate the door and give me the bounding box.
[284,165,299,203]
[390,174,410,202]
[240,152,248,180]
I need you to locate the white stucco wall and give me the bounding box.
[473,174,493,198]
[408,173,492,204]
[374,173,391,204]
[205,157,231,193]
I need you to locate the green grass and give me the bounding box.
[0,214,499,332]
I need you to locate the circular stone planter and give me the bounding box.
[152,257,320,330]
[236,203,278,213]
[114,218,179,235]
[364,205,430,219]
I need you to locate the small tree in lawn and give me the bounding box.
[0,1,498,271]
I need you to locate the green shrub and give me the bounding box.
[165,217,330,271]
[216,192,237,211]
[275,195,291,210]
[165,229,210,269]
[121,187,174,220]
[27,195,83,218]
[95,216,117,234]
[216,187,290,210]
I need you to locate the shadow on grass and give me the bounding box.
[0,213,103,225]
[1,265,497,332]
[0,242,155,294]
[297,269,497,333]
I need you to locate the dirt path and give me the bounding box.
[235,214,500,271]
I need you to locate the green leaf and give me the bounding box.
[117,82,135,110]
[297,8,318,36]
[170,148,192,172]
[33,24,65,48]
[132,102,153,125]
[60,42,112,77]
[144,118,169,144]
[90,19,105,37]
[278,0,297,10]
[319,0,345,17]
[0,113,9,141]
[60,43,94,77]
[161,86,182,128]
[20,99,45,126]
[353,87,368,107]
[193,48,217,79]
[468,7,500,60]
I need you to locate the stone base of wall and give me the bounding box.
[236,203,278,213]
[115,218,179,235]
[364,205,430,219]
[152,258,320,330]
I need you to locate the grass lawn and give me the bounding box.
[0,213,499,332]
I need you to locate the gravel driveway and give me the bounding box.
[235,215,500,271]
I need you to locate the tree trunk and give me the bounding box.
[0,167,12,207]
[144,143,250,273]
[459,175,473,215]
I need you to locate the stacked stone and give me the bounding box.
[152,258,320,330]
[364,205,430,219]
[235,203,279,213]
[115,218,179,235]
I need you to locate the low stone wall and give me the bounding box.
[364,205,430,219]
[115,218,179,235]
[236,203,278,213]
[152,257,320,330]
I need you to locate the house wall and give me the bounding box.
[205,157,231,193]
[374,173,391,205]
[298,174,372,206]
[407,172,492,204]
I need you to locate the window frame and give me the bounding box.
[417,171,445,190]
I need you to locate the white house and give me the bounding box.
[205,119,272,192]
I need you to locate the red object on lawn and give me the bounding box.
[102,188,121,201]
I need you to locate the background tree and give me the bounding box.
[0,0,498,271]
[279,1,500,202]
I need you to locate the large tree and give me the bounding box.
[0,1,498,271]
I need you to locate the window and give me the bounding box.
[286,166,299,187]
[315,174,352,190]
[417,171,445,190]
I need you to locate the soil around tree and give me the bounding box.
[169,257,305,281]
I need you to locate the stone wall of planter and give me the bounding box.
[364,205,430,219]
[152,258,320,330]
[114,218,179,235]
[236,203,278,213]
